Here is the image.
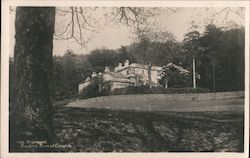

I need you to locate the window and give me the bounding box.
[130,68,135,74]
[157,71,161,76]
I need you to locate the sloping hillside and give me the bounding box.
[52,107,244,152]
[13,91,244,152]
[67,91,244,112]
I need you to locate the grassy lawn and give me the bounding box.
[67,92,244,112]
[12,92,244,152]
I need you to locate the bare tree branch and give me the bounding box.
[71,7,75,39]
[79,7,98,28]
[75,7,85,46]
[228,8,244,19]
[204,7,244,27]
[54,18,73,36]
[54,7,177,48]
[53,7,244,49]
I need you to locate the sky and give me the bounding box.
[9,7,245,57]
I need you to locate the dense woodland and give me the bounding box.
[10,24,245,101]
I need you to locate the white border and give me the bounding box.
[1,1,249,158]
[244,1,249,156]
[3,0,250,7]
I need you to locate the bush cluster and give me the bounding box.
[79,83,210,99]
[111,86,210,95]
[78,77,111,99]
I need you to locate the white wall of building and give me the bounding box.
[78,80,91,93]
[118,65,163,86]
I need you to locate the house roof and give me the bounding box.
[105,71,128,79]
[118,63,162,71]
[167,63,190,74]
[166,63,200,78]
[104,72,134,83]
[106,79,134,83]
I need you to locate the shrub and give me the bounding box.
[111,86,210,95]
[160,66,192,88]
[79,80,210,99]
[79,77,111,99]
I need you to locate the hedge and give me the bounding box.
[111,86,210,95]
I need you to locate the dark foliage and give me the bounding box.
[111,86,210,95]
[159,66,192,88]
[78,77,111,99]
[78,83,210,99]
[11,105,244,152]
[52,47,131,100]
[9,25,245,103]
[52,50,93,100]
[198,25,245,91]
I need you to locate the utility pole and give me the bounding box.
[193,55,196,89]
[212,62,216,92]
[165,78,168,88]
[148,61,152,88]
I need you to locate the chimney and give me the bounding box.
[104,66,109,72]
[124,60,129,67]
[98,72,103,76]
[85,77,90,81]
[91,72,97,78]
[114,67,118,72]
[115,63,123,72]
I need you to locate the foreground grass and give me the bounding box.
[53,101,244,152]
[12,99,244,152]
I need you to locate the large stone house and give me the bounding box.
[78,60,163,93]
[114,60,163,87]
[78,60,195,93]
[102,69,135,91]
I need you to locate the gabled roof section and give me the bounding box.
[105,71,128,79]
[166,63,190,74]
[104,72,134,83]
[128,63,162,71]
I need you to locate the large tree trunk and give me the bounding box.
[10,7,56,150]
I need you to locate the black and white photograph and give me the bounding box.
[1,0,249,157]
